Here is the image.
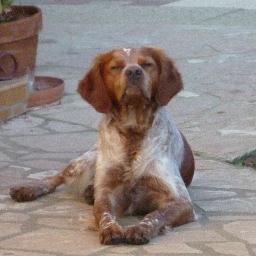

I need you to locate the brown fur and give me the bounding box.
[9,47,195,245]
[180,133,195,187]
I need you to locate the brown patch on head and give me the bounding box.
[102,50,127,103]
[78,47,183,113]
[140,47,183,106]
[77,52,114,113]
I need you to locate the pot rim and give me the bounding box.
[0,5,42,44]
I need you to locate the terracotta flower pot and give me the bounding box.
[0,6,42,80]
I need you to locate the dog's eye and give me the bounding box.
[141,62,153,68]
[111,65,124,71]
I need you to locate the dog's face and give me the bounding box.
[78,47,183,113]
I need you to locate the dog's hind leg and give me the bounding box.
[9,149,97,202]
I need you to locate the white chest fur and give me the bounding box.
[95,108,190,199]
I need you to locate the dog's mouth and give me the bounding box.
[125,85,143,97]
[119,85,150,107]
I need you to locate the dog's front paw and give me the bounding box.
[99,223,124,245]
[125,224,152,245]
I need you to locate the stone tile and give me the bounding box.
[189,188,236,201]
[37,216,89,230]
[10,132,96,153]
[178,90,200,98]
[166,229,226,243]
[100,254,131,256]
[27,170,59,180]
[246,192,256,197]
[0,250,54,256]
[196,198,256,214]
[61,78,83,94]
[178,99,256,160]
[119,216,141,227]
[0,116,47,136]
[8,166,31,172]
[0,162,10,168]
[144,241,201,254]
[20,160,65,171]
[0,212,30,222]
[45,121,86,133]
[195,159,236,171]
[0,223,22,239]
[176,221,203,230]
[0,195,9,200]
[209,215,256,222]
[0,171,26,188]
[100,254,130,256]
[20,152,79,161]
[0,166,30,180]
[206,242,250,256]
[43,106,101,130]
[0,228,105,256]
[49,192,77,200]
[0,152,11,162]
[31,201,93,217]
[0,203,6,210]
[165,0,256,9]
[108,246,136,253]
[193,165,256,191]
[224,221,256,244]
[168,92,220,121]
[4,200,43,211]
[0,141,12,149]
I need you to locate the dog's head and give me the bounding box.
[78,47,183,113]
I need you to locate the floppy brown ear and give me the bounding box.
[77,56,112,113]
[155,50,183,106]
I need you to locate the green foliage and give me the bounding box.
[0,0,14,22]
[230,149,256,167]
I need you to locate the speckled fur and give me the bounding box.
[10,47,195,245]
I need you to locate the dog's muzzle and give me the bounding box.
[125,65,143,85]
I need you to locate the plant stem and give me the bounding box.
[0,1,3,15]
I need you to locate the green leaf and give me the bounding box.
[0,0,13,20]
[1,0,13,11]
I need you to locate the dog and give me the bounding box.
[10,47,195,245]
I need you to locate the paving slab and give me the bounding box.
[1,0,256,255]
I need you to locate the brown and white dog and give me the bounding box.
[10,47,195,245]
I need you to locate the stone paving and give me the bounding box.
[1,0,256,255]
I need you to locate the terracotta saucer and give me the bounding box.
[27,76,64,108]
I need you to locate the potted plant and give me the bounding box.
[0,0,42,80]
[0,1,64,114]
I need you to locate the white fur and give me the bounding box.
[132,108,190,200]
[123,48,131,56]
[65,108,191,203]
[64,149,96,195]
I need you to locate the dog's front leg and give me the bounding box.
[94,191,125,245]
[125,199,194,244]
[10,149,97,202]
[93,166,126,245]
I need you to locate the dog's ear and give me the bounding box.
[154,49,183,106]
[77,55,112,113]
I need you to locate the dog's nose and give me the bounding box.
[125,66,143,82]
